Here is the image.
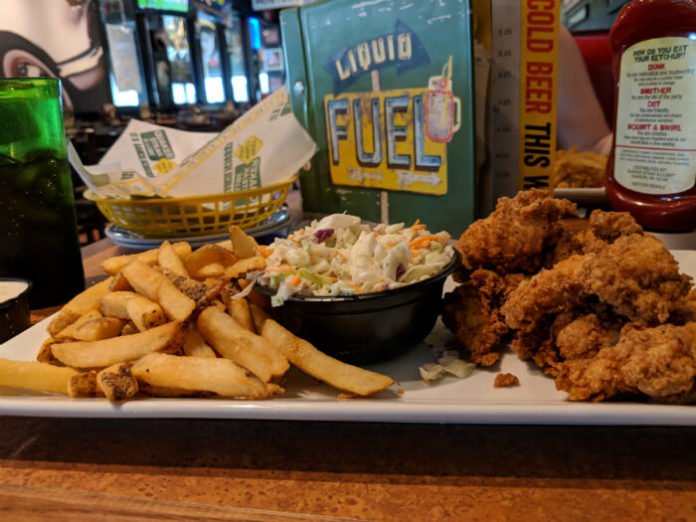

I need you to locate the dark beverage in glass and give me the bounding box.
[0,78,84,308]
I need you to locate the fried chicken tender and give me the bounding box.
[544,210,643,266]
[580,235,692,323]
[554,312,621,362]
[446,188,696,404]
[503,233,692,382]
[442,270,525,366]
[557,322,696,403]
[501,256,585,332]
[505,236,691,331]
[543,218,589,267]
[444,189,573,366]
[674,288,696,323]
[509,310,622,376]
[520,310,623,376]
[456,189,577,273]
[585,209,644,242]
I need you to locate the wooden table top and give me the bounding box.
[3,238,696,521]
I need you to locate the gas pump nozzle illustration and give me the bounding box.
[425,56,461,143]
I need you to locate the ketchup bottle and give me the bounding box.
[606,0,696,231]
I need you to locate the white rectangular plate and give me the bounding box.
[553,187,608,207]
[1,251,695,426]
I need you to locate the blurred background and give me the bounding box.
[0,0,286,123]
[0,0,629,245]
[0,0,290,245]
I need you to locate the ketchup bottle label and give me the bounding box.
[614,37,696,195]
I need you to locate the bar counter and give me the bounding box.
[1,239,695,520]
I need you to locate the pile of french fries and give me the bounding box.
[0,227,394,402]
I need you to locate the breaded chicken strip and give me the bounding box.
[501,255,585,332]
[584,209,644,243]
[442,269,525,366]
[505,235,691,331]
[553,312,622,362]
[546,311,623,374]
[556,322,696,403]
[511,310,623,377]
[580,234,692,323]
[503,233,691,379]
[456,189,577,273]
[544,210,644,267]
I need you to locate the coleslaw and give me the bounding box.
[256,214,455,306]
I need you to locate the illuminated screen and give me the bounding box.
[137,0,189,12]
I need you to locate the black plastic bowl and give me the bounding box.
[257,250,459,365]
[0,278,32,344]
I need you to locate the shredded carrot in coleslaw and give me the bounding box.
[257,245,274,257]
[255,213,454,306]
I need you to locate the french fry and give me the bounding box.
[100,291,135,319]
[261,319,394,397]
[161,269,208,301]
[48,309,82,338]
[120,261,195,322]
[24,236,399,404]
[248,302,271,333]
[184,244,237,280]
[223,256,266,279]
[101,291,166,331]
[197,306,289,382]
[36,338,59,363]
[68,371,101,398]
[70,317,126,341]
[131,352,278,399]
[183,328,217,358]
[47,277,113,336]
[0,358,78,395]
[120,260,163,302]
[215,239,233,251]
[196,263,226,279]
[158,240,189,277]
[101,242,192,275]
[194,278,228,312]
[126,297,167,331]
[158,277,196,322]
[55,309,103,339]
[97,363,139,402]
[121,322,138,336]
[225,297,254,332]
[57,309,125,341]
[229,225,259,259]
[51,321,184,369]
[109,272,133,292]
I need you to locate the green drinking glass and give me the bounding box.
[0,78,84,308]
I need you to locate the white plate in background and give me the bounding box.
[553,187,608,207]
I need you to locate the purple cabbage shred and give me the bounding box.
[313,228,334,242]
[395,263,406,280]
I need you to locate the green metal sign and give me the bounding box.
[281,0,476,236]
